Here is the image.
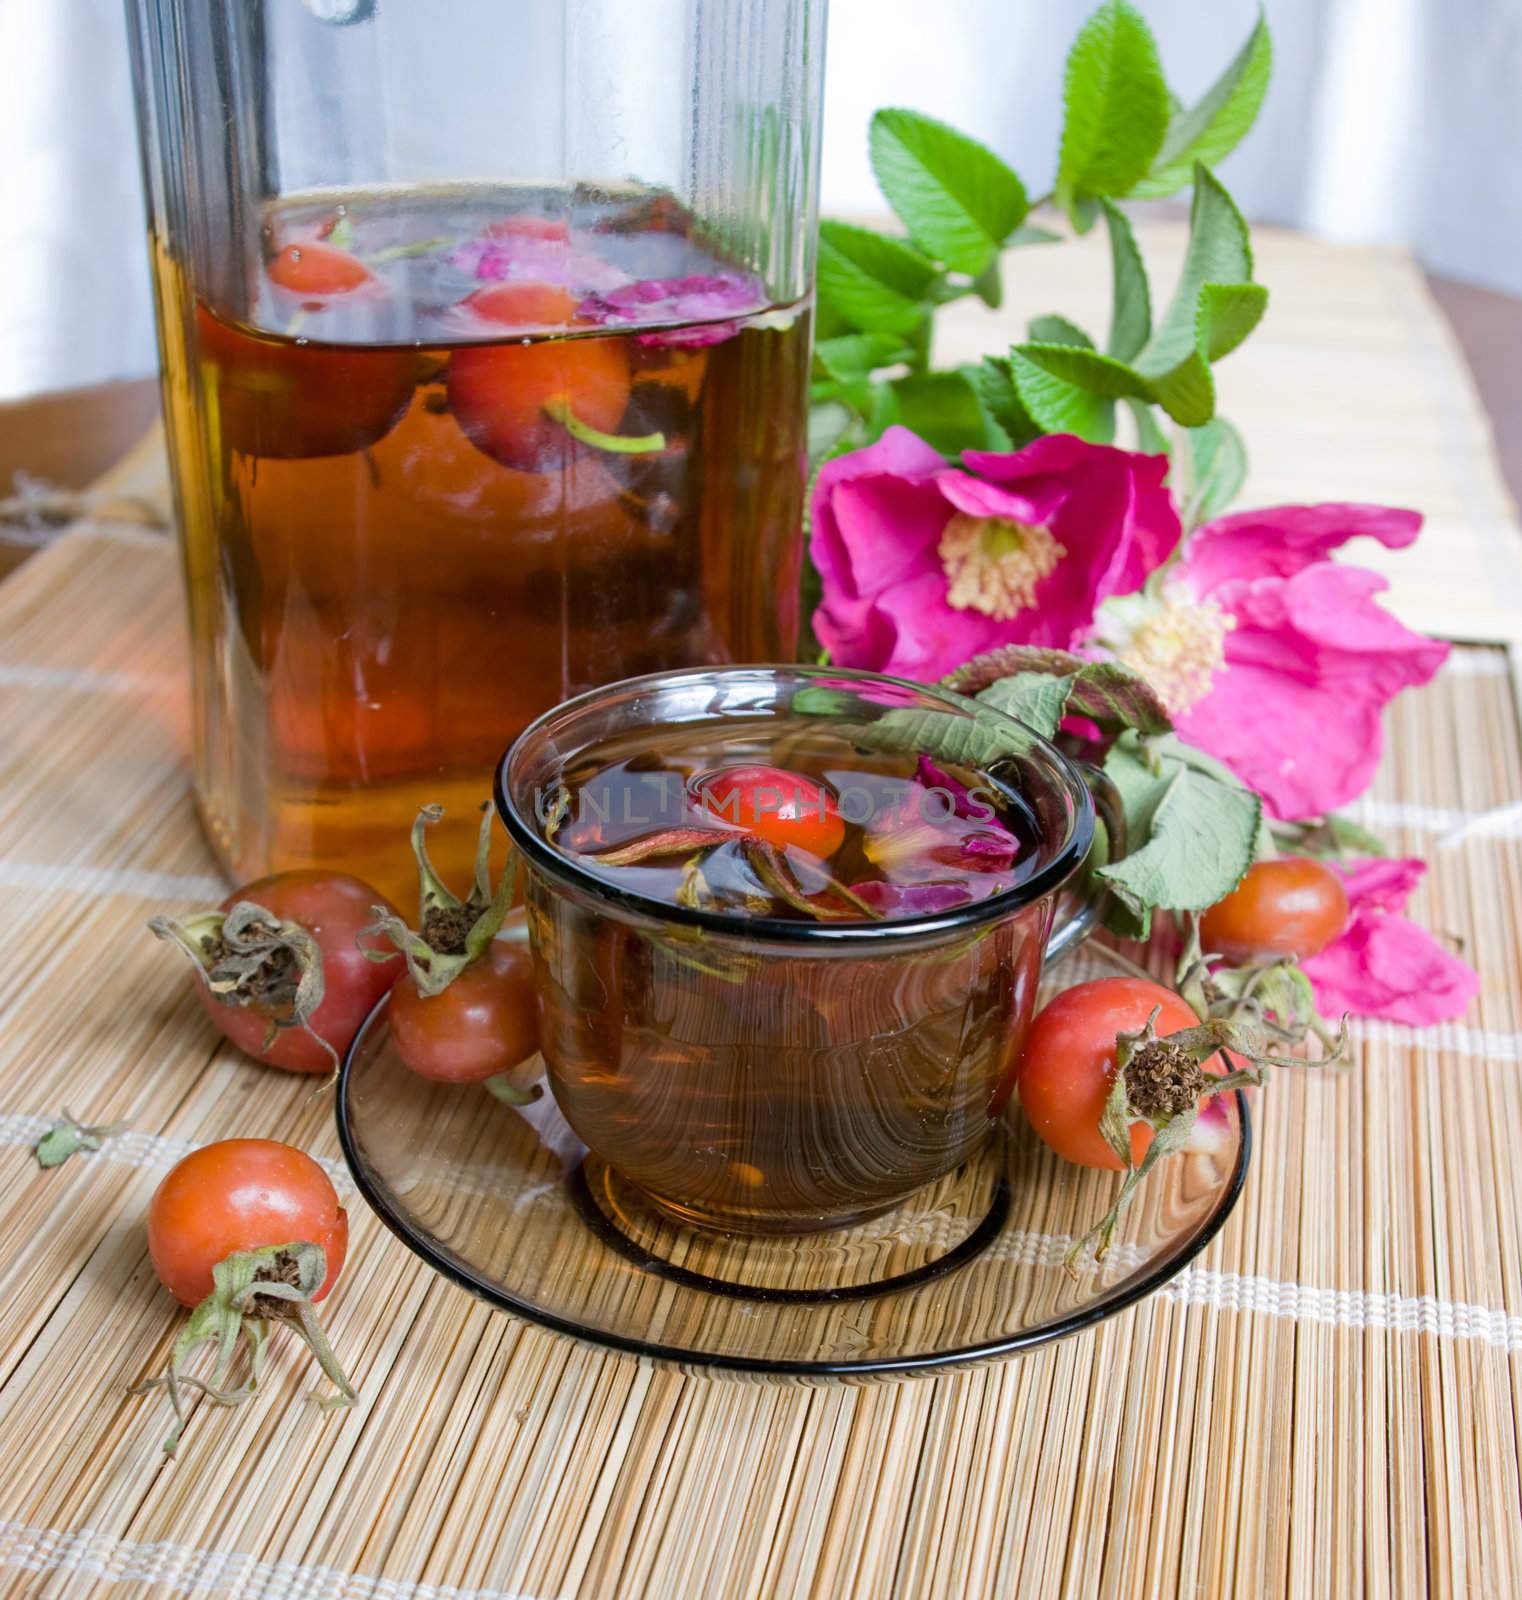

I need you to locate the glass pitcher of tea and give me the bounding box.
[126,0,826,903]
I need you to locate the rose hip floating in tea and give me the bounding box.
[128,0,824,899]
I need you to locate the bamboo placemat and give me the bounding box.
[1,226,1521,1597]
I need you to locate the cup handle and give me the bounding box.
[1042,762,1128,970]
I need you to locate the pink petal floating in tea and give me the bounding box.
[846,880,974,916]
[864,781,1021,881]
[577,273,769,348]
[447,233,630,294]
[914,754,1015,834]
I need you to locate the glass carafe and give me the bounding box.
[125,0,826,903]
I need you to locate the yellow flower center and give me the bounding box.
[938,514,1065,621]
[1114,597,1234,713]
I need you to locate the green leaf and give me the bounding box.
[1182,416,1248,526]
[847,700,1035,770]
[1098,763,1259,920]
[1132,12,1274,199]
[1010,223,1065,247]
[1009,351,1116,443]
[1097,732,1260,936]
[1135,167,1266,425]
[869,108,1030,275]
[972,257,1004,309]
[816,221,939,336]
[975,673,1077,740]
[1014,343,1152,401]
[813,332,913,381]
[944,649,1170,736]
[1027,315,1094,349]
[1125,398,1171,455]
[1149,282,1269,426]
[1137,166,1255,373]
[889,368,1013,456]
[973,356,1042,448]
[1065,661,1172,735]
[1056,0,1171,226]
[1100,198,1151,360]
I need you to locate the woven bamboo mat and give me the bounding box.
[2,225,1521,1597]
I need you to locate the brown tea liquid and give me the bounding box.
[153,185,810,904]
[526,725,1050,1232]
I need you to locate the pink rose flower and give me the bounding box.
[809,429,1181,682]
[1302,858,1479,1025]
[1092,503,1449,819]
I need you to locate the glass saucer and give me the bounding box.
[336,1000,1249,1379]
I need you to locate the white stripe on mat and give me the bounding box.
[0,861,226,901]
[0,663,172,696]
[0,1116,355,1199]
[1162,1268,1522,1351]
[0,1522,539,1600]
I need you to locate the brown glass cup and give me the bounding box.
[497,666,1120,1235]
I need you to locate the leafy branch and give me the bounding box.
[811,0,1272,521]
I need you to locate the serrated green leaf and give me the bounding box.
[943,650,1170,736]
[1137,166,1255,377]
[975,673,1077,740]
[973,356,1042,448]
[1009,351,1118,443]
[817,220,939,336]
[1132,12,1273,198]
[1057,0,1171,225]
[1146,282,1268,426]
[847,701,1035,770]
[889,368,1012,457]
[1015,343,1153,401]
[1100,199,1151,360]
[813,332,913,381]
[1028,315,1095,349]
[1182,415,1248,526]
[869,108,1030,275]
[1125,398,1171,455]
[1066,662,1172,734]
[1097,762,1260,918]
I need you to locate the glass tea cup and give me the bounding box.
[497,666,1122,1234]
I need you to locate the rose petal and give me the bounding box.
[1181,502,1423,596]
[1175,562,1448,818]
[1300,857,1479,1025]
[847,880,974,916]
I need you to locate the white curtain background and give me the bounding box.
[0,0,1515,401]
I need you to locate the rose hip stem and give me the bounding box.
[540,396,665,455]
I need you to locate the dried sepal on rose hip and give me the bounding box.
[33,1110,128,1169]
[361,804,542,1095]
[151,900,335,1066]
[131,1139,355,1457]
[148,872,402,1074]
[1070,952,1349,1268]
